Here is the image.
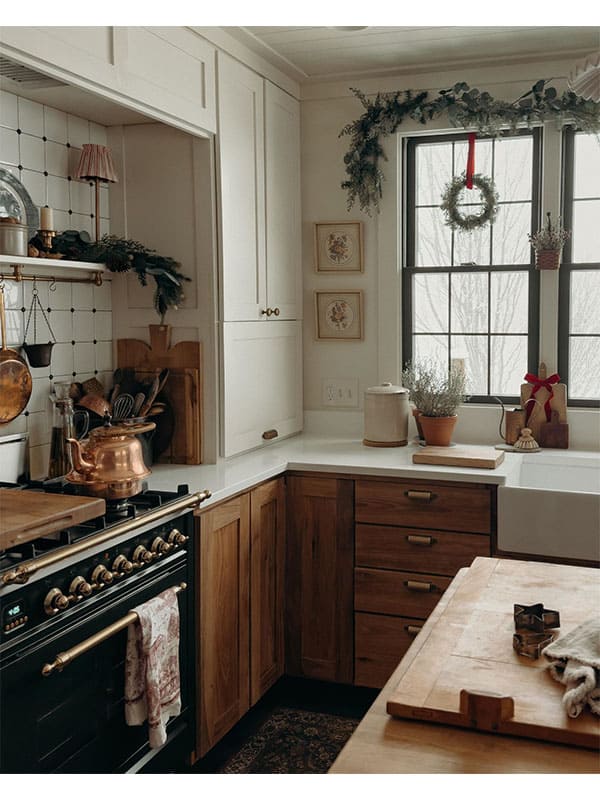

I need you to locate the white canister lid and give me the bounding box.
[365,381,408,395]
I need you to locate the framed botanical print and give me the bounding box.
[314,221,363,272]
[314,291,364,341]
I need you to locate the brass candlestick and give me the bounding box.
[38,229,56,251]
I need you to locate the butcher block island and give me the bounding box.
[330,557,600,774]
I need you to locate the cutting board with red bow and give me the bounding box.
[520,362,567,443]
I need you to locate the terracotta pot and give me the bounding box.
[535,250,560,270]
[419,414,457,447]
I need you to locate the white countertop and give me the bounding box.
[146,434,523,509]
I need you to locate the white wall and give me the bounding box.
[300,57,600,450]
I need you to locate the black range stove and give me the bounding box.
[0,480,211,774]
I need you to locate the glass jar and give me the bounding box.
[47,382,89,479]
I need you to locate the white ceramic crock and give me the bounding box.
[363,382,409,447]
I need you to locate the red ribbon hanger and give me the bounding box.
[523,371,560,423]
[465,132,476,189]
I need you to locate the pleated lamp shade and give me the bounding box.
[73,144,118,241]
[73,144,118,183]
[569,51,600,102]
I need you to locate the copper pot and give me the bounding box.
[65,420,156,499]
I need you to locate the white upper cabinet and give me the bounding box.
[264,82,302,322]
[217,53,266,322]
[0,27,217,136]
[217,52,301,322]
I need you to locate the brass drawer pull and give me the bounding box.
[406,534,436,546]
[404,490,437,503]
[41,582,187,676]
[405,624,423,636]
[404,579,435,593]
[262,429,278,440]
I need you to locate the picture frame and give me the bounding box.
[314,221,363,273]
[314,291,364,341]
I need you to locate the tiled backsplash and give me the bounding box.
[0,89,113,479]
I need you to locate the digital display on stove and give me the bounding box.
[7,603,22,617]
[2,598,28,634]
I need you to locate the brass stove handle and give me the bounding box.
[41,582,187,677]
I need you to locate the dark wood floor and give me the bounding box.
[145,677,378,774]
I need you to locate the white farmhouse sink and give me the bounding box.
[497,450,600,564]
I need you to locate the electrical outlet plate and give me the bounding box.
[322,378,359,408]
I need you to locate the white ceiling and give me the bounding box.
[226,26,600,84]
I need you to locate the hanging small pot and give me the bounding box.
[22,279,56,368]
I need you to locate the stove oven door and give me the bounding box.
[0,556,193,774]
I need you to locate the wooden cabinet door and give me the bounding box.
[250,478,286,705]
[264,82,302,320]
[217,52,266,321]
[221,320,303,457]
[196,494,250,758]
[285,476,354,684]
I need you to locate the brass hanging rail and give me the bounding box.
[0,265,103,286]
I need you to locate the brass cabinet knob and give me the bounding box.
[112,554,133,575]
[91,565,114,586]
[132,545,154,566]
[151,536,172,556]
[261,308,274,317]
[273,307,280,316]
[167,528,188,546]
[69,576,93,598]
[44,588,70,616]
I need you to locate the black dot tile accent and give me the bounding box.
[24,410,29,417]
[16,128,21,135]
[70,308,75,313]
[94,369,98,375]
[67,176,71,181]
[66,142,71,148]
[72,371,77,377]
[20,306,25,313]
[71,340,76,346]
[42,135,47,142]
[18,165,22,171]
[43,171,48,177]
[90,213,94,218]
[49,374,53,380]
[68,210,72,215]
[46,307,51,313]
[93,339,97,344]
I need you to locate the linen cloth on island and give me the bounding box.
[542,617,600,719]
[124,587,182,748]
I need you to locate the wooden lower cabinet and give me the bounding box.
[194,477,285,759]
[355,612,423,689]
[285,475,354,684]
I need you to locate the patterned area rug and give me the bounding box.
[218,707,359,774]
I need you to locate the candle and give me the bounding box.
[40,206,54,230]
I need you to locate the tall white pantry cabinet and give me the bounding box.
[217,52,303,457]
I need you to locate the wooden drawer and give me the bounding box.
[355,567,452,618]
[355,479,492,534]
[356,524,490,576]
[355,612,423,689]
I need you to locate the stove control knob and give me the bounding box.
[91,565,114,587]
[112,555,133,576]
[132,545,154,567]
[44,588,70,616]
[69,576,93,598]
[151,536,172,556]
[167,528,188,547]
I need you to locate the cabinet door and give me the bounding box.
[264,82,302,320]
[285,476,354,683]
[196,494,250,758]
[250,478,286,705]
[217,52,266,321]
[221,320,303,457]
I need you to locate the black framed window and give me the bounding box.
[403,130,541,402]
[559,129,600,407]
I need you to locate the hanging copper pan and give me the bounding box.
[0,287,32,423]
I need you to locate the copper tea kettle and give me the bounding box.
[66,419,156,499]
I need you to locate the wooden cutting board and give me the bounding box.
[520,362,567,444]
[386,557,600,750]
[413,445,505,469]
[0,489,105,550]
[117,324,202,464]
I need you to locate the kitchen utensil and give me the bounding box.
[0,286,32,423]
[81,377,105,396]
[66,420,156,499]
[22,279,55,368]
[132,391,145,416]
[112,393,134,420]
[412,445,505,469]
[538,410,569,449]
[0,219,28,256]
[76,392,112,419]
[139,374,160,417]
[363,382,409,447]
[0,432,29,483]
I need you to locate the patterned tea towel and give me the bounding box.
[542,617,600,719]
[125,587,182,748]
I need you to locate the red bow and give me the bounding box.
[524,372,560,423]
[466,133,476,189]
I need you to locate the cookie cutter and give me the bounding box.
[513,603,560,633]
[513,631,555,659]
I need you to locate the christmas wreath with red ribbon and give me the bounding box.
[440,133,499,232]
